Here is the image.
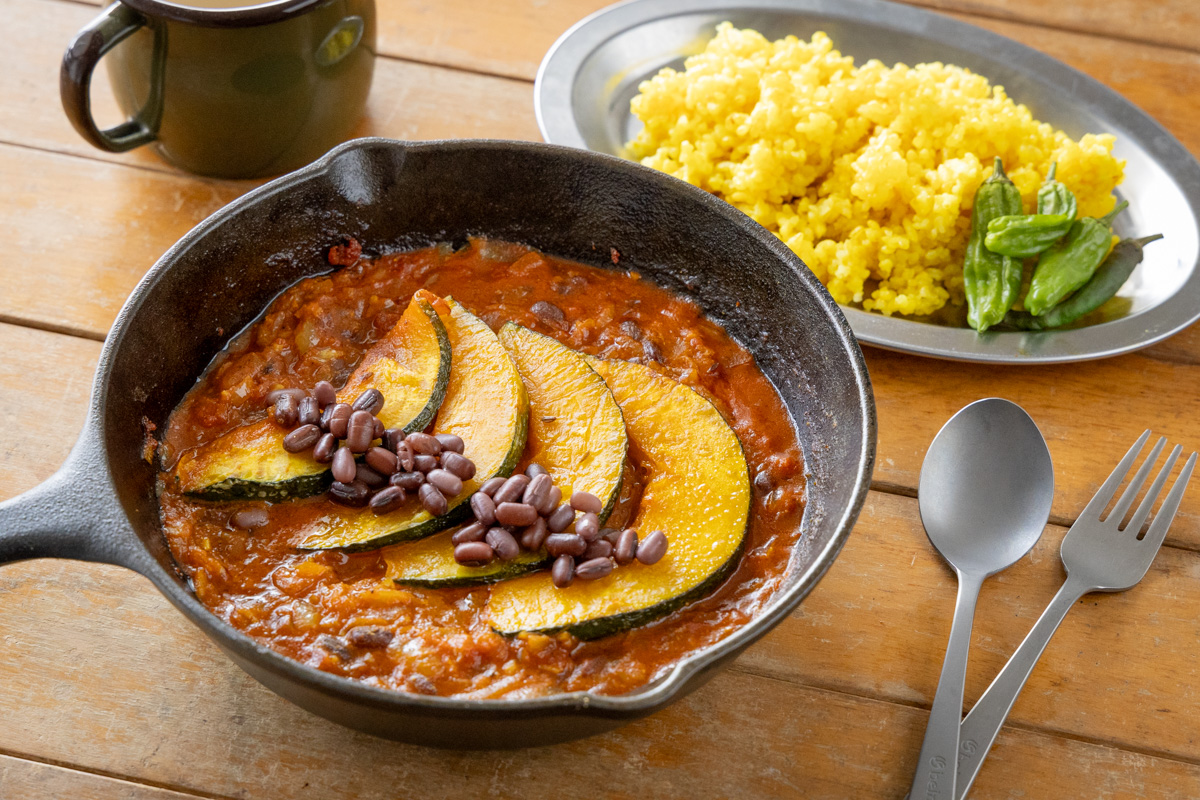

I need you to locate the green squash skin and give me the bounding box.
[176,297,451,505]
[399,299,453,435]
[183,471,332,503]
[393,552,550,588]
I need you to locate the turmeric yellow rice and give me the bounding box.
[627,24,1125,318]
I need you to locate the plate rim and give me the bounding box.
[534,0,1200,364]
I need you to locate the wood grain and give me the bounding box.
[6,0,537,174]
[0,755,203,800]
[0,554,1196,799]
[0,322,101,495]
[865,347,1200,547]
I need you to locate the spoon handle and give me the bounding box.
[953,576,1090,800]
[908,571,985,800]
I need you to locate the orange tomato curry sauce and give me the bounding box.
[159,239,806,699]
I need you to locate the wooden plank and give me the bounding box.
[5,0,537,174]
[865,346,1200,547]
[0,754,204,800]
[65,0,1200,78]
[0,555,1195,798]
[0,322,101,496]
[741,491,1200,764]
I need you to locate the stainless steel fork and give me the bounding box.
[954,430,1196,800]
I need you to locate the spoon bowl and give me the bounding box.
[908,398,1053,800]
[919,398,1056,573]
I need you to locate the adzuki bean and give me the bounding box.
[326,403,352,438]
[486,527,520,561]
[452,521,488,544]
[297,395,320,426]
[355,463,387,489]
[545,533,586,558]
[372,416,385,439]
[328,480,370,507]
[575,511,600,542]
[274,393,299,427]
[470,493,496,526]
[390,470,424,491]
[522,473,552,509]
[583,539,612,560]
[345,410,375,453]
[520,517,549,551]
[478,476,506,497]
[232,509,270,530]
[537,485,561,517]
[313,380,336,408]
[382,428,405,451]
[435,433,464,454]
[575,557,614,581]
[365,446,398,476]
[369,486,406,515]
[283,424,321,453]
[637,530,668,565]
[551,554,574,588]
[441,452,476,481]
[492,474,530,504]
[614,529,638,564]
[312,433,337,464]
[351,388,385,415]
[495,502,538,527]
[526,463,548,478]
[413,454,439,473]
[570,491,603,514]
[394,440,415,472]
[406,432,441,456]
[454,541,493,566]
[331,447,356,484]
[546,504,575,533]
[418,483,449,516]
[426,469,464,497]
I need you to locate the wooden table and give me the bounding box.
[2,0,1199,797]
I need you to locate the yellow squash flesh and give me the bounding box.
[487,358,750,638]
[173,295,450,502]
[297,293,528,550]
[385,324,627,586]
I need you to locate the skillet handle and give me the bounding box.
[0,429,148,572]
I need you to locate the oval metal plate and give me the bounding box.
[535,0,1200,363]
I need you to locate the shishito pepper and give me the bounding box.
[965,157,1024,332]
[984,163,1079,258]
[1024,200,1129,316]
[1036,162,1078,218]
[1003,234,1163,330]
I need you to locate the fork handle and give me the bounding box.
[954,576,1090,799]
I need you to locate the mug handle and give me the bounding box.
[60,2,162,153]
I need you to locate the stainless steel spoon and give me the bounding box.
[907,398,1054,800]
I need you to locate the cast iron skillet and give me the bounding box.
[0,138,875,748]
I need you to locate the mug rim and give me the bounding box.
[119,0,341,27]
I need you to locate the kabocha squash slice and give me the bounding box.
[172,295,451,502]
[297,293,528,550]
[487,358,750,639]
[385,324,628,587]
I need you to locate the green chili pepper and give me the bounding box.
[982,163,1078,258]
[1024,200,1129,316]
[1037,162,1077,218]
[984,212,1074,258]
[965,157,1023,332]
[1003,234,1162,330]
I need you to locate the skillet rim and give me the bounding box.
[98,136,877,717]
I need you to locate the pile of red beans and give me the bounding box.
[453,466,669,588]
[270,384,477,516]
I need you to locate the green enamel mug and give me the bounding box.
[61,0,375,179]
